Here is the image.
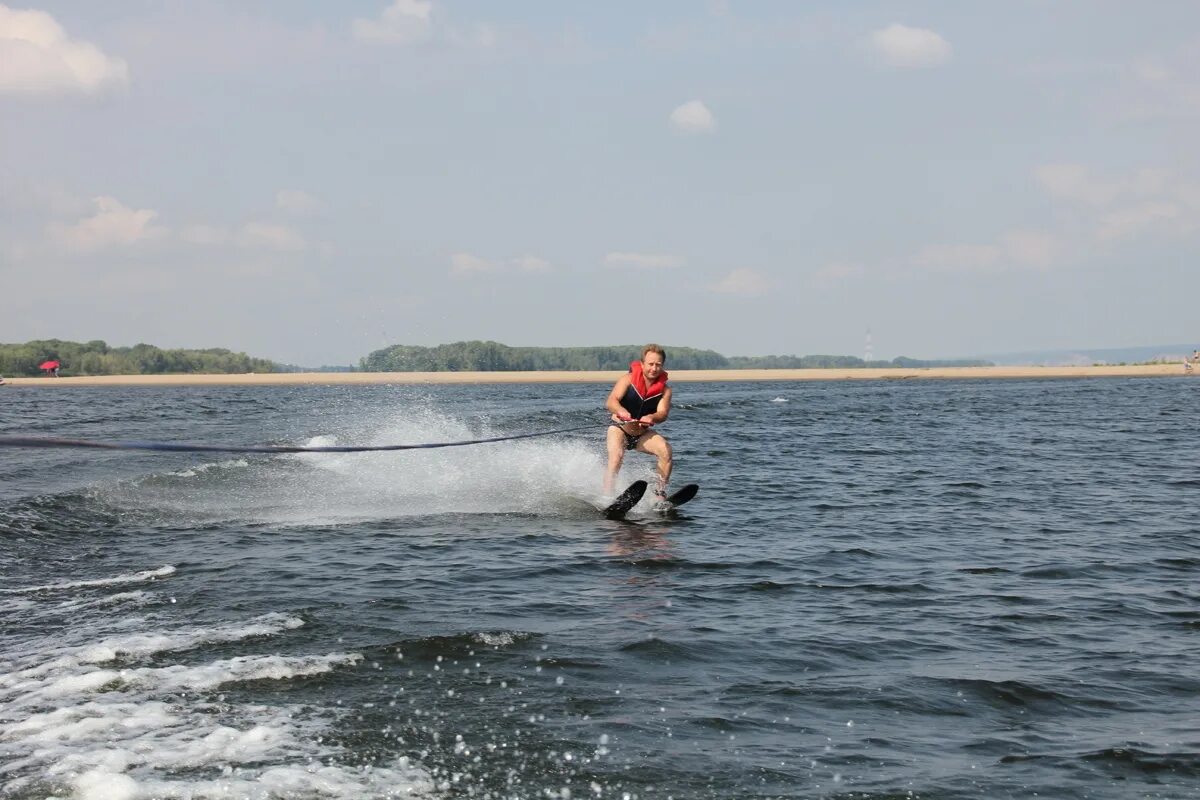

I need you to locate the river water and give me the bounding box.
[1,378,1197,799]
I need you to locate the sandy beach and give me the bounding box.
[0,364,1193,387]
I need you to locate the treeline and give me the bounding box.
[726,354,991,369]
[0,339,277,377]
[360,341,992,371]
[361,341,730,371]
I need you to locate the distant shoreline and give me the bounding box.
[0,364,1192,387]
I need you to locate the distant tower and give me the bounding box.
[864,328,874,364]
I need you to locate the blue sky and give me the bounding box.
[2,1,1199,365]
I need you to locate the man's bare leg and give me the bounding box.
[637,433,672,499]
[604,426,627,494]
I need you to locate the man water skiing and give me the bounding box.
[604,344,672,504]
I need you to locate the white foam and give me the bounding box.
[476,631,518,647]
[0,597,35,615]
[0,609,436,799]
[75,768,140,800]
[0,613,307,698]
[4,565,175,594]
[130,760,434,799]
[8,698,435,798]
[304,434,338,449]
[93,407,657,527]
[77,612,306,664]
[167,458,250,478]
[40,590,158,617]
[242,413,616,524]
[116,652,364,694]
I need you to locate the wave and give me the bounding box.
[3,565,176,594]
[0,608,434,799]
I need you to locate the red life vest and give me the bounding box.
[619,360,669,417]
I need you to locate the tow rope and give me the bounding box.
[0,423,601,455]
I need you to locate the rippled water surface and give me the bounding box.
[2,378,1198,799]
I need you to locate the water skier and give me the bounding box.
[604,344,673,503]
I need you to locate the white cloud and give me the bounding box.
[48,196,163,251]
[907,161,1200,275]
[813,261,865,286]
[353,0,433,45]
[604,251,683,269]
[669,100,716,133]
[1034,163,1199,243]
[868,24,951,69]
[709,268,767,296]
[1037,164,1176,206]
[1096,203,1185,242]
[1001,230,1059,268]
[446,253,552,276]
[0,4,129,96]
[1110,49,1200,121]
[236,222,306,251]
[1131,56,1171,84]
[276,189,322,215]
[510,255,552,272]
[911,229,1062,274]
[449,252,495,275]
[1034,163,1117,206]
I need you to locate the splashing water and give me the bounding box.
[93,407,642,526]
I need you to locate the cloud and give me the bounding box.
[908,161,1200,275]
[236,222,306,251]
[181,221,313,251]
[709,268,767,296]
[1034,163,1117,205]
[1000,230,1059,268]
[1096,202,1186,242]
[276,189,322,215]
[447,252,552,276]
[510,255,552,273]
[1108,48,1200,121]
[813,261,865,286]
[910,228,1062,274]
[449,252,495,276]
[1037,163,1174,206]
[353,0,433,45]
[1131,56,1171,84]
[669,100,716,133]
[48,196,164,251]
[604,251,683,269]
[1034,163,1198,242]
[0,4,129,96]
[868,24,951,69]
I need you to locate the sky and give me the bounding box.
[2,1,1199,366]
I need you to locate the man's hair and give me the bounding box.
[641,344,666,363]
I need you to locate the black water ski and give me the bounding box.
[655,483,699,513]
[603,480,647,519]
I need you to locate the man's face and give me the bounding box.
[642,353,664,380]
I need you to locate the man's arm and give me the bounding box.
[640,386,671,425]
[606,375,633,421]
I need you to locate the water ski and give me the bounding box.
[654,483,699,513]
[603,480,647,520]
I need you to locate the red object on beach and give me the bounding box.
[39,360,60,371]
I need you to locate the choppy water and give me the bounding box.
[1,378,1198,799]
